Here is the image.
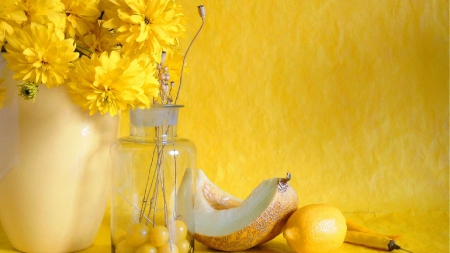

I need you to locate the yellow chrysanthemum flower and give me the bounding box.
[0,79,5,109]
[77,21,119,56]
[0,0,27,46]
[136,53,162,106]
[99,0,117,16]
[21,0,66,38]
[3,24,79,87]
[61,0,101,38]
[68,51,159,116]
[103,0,185,58]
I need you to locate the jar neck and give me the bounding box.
[129,105,183,140]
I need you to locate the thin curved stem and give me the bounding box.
[174,15,205,104]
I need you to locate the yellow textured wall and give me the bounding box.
[176,0,448,213]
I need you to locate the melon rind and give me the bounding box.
[194,169,298,251]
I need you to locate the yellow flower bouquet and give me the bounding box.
[0,0,195,116]
[0,1,205,252]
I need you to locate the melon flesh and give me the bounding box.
[198,170,243,210]
[195,170,279,236]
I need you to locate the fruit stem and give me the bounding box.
[388,240,413,252]
[278,173,292,192]
[280,173,291,185]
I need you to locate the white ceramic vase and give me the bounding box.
[0,56,118,252]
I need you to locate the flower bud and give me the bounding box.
[18,82,39,102]
[161,51,167,64]
[198,5,205,19]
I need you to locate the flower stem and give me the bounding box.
[174,5,206,104]
[75,45,94,57]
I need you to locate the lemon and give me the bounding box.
[283,204,347,253]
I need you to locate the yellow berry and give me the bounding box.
[149,225,170,247]
[158,242,179,253]
[136,243,158,253]
[169,220,188,242]
[116,239,137,253]
[127,223,150,247]
[176,239,191,253]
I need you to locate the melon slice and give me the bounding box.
[194,169,298,251]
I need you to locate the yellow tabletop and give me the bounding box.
[0,210,448,253]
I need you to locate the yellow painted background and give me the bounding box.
[1,0,448,252]
[177,0,448,213]
[174,0,449,252]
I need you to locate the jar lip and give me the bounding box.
[150,104,184,108]
[130,104,182,128]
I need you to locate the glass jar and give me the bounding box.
[110,105,196,253]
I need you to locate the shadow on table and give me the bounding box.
[194,238,294,253]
